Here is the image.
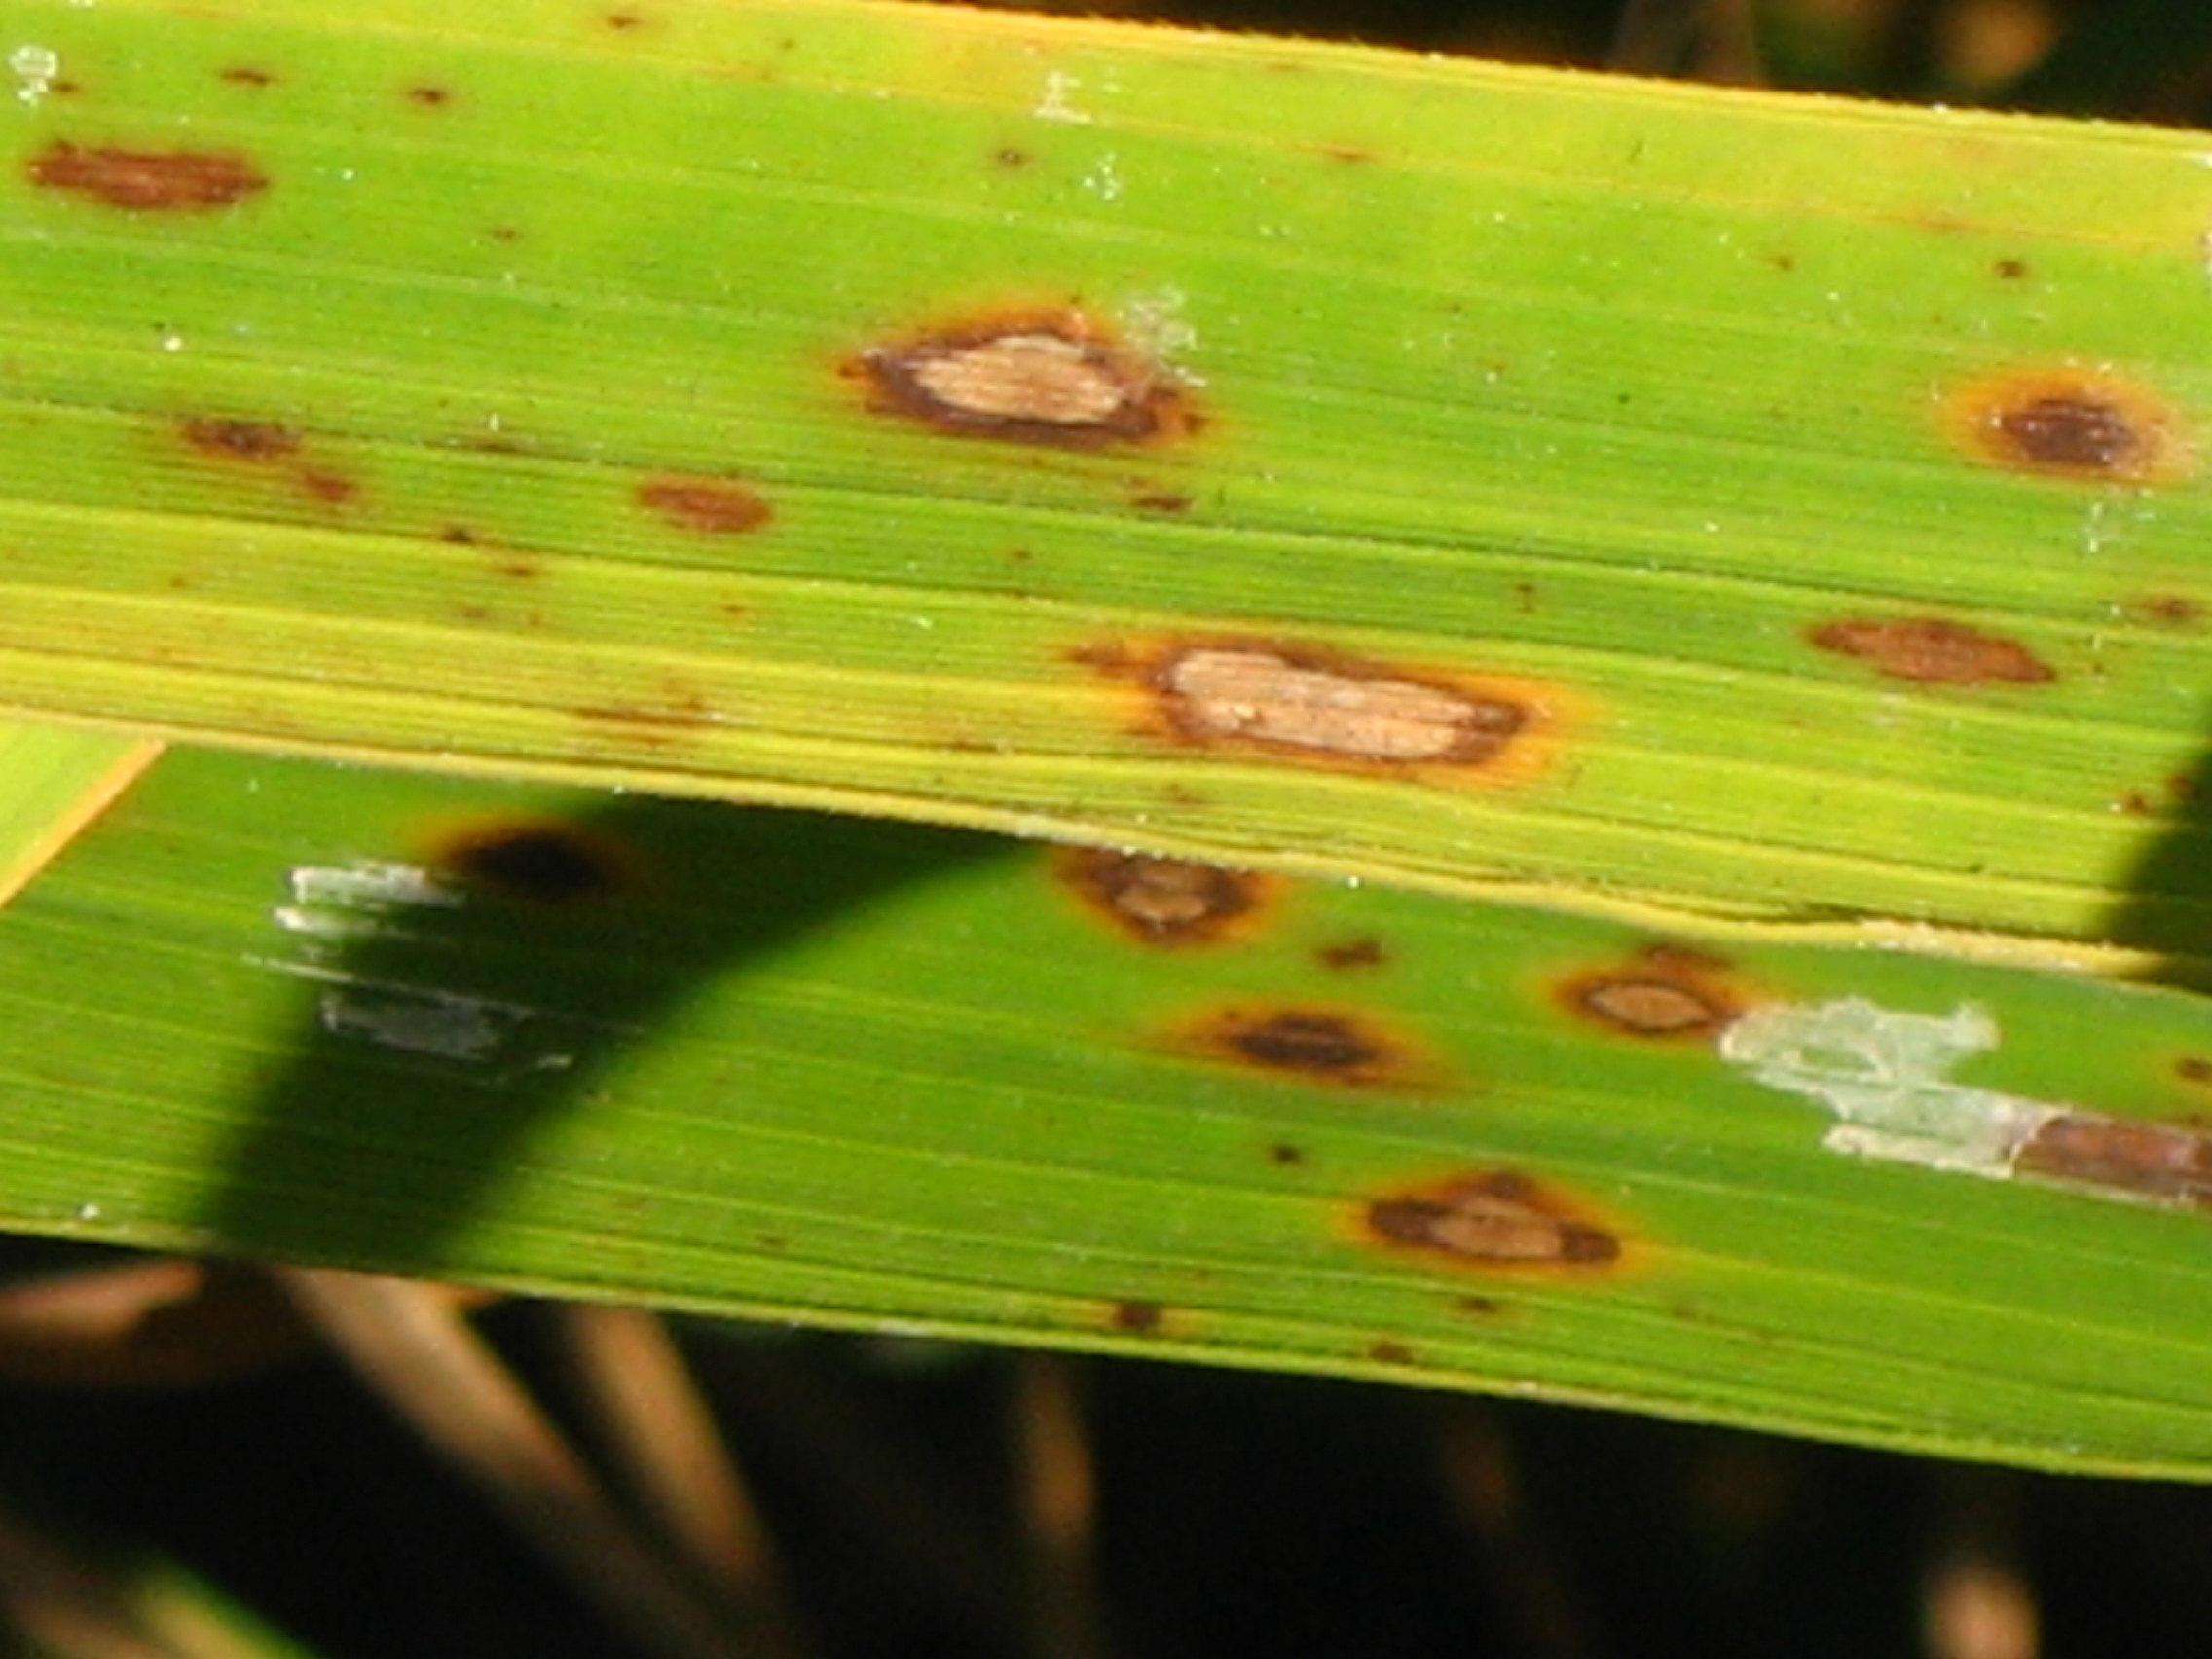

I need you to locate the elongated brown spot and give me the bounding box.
[1360,1170,1623,1271]
[1055,848,1275,947]
[850,309,1193,448]
[181,418,299,461]
[1317,938,1385,971]
[638,476,773,535]
[1556,944,1739,1041]
[30,140,267,211]
[1108,1299,1164,1334]
[1180,1004,1428,1090]
[2016,1114,2212,1206]
[1810,617,2054,686]
[1946,368,2189,483]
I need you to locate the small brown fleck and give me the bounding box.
[1767,252,1797,273]
[1144,642,1531,768]
[1055,848,1276,948]
[2016,1113,2212,1205]
[1320,145,1377,166]
[1453,1295,1502,1317]
[491,555,541,580]
[407,85,454,108]
[438,525,482,545]
[2127,594,2200,628]
[425,819,634,904]
[1993,257,2029,280]
[1129,490,1193,514]
[181,417,299,462]
[577,700,717,737]
[1359,1169,1623,1271]
[1316,938,1385,971]
[300,469,357,506]
[1267,1141,1307,1166]
[29,141,268,212]
[849,309,1194,449]
[638,476,773,535]
[2177,1056,2212,1085]
[993,146,1033,168]
[1182,1004,1427,1090]
[1366,1339,1416,1366]
[220,66,276,88]
[1946,367,2190,483]
[1809,617,2054,686]
[1108,1299,1163,1334]
[605,10,645,28]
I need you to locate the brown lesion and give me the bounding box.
[1076,634,1563,784]
[180,418,300,462]
[1807,617,2054,686]
[29,141,269,211]
[1052,847,1279,948]
[1553,944,1742,1042]
[1356,1169,1626,1272]
[1175,1003,1436,1090]
[1942,366,2192,485]
[2015,1113,2212,1206]
[637,476,774,535]
[846,307,1198,449]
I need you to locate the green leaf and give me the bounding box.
[1,0,2210,947]
[9,745,2212,1478]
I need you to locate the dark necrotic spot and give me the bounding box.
[1227,1011,1380,1073]
[1109,1299,1163,1334]
[1366,1339,1416,1366]
[181,417,299,461]
[1361,1170,1622,1270]
[220,66,276,88]
[1948,368,2189,483]
[2178,1056,2212,1085]
[1316,937,1385,971]
[1993,257,2029,280]
[638,476,773,535]
[301,469,357,505]
[993,146,1033,168]
[1809,616,2054,686]
[428,820,631,904]
[849,309,1194,449]
[30,141,268,211]
[1055,848,1272,947]
[1186,1004,1422,1089]
[1267,1141,1307,1166]
[1999,395,2142,471]
[407,85,454,108]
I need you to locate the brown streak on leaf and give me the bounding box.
[180,418,300,462]
[30,140,268,211]
[1809,617,2054,686]
[638,476,774,535]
